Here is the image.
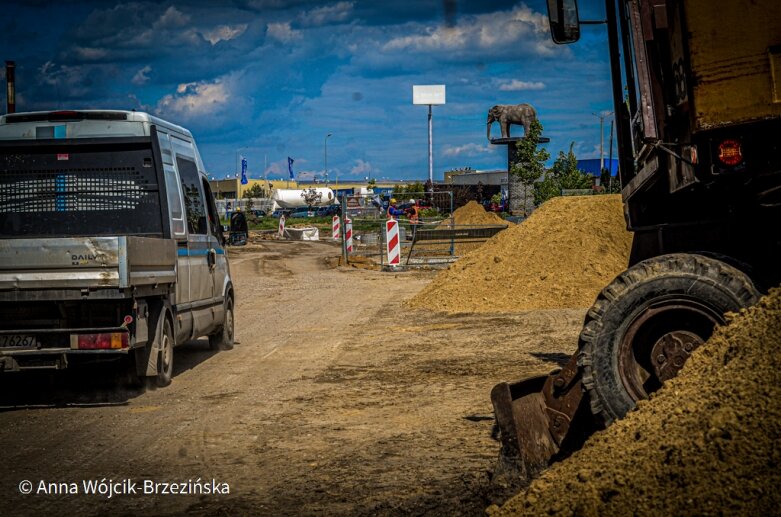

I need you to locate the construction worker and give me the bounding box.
[406,200,420,224]
[406,200,421,240]
[229,206,248,245]
[387,198,405,219]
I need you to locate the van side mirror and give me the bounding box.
[547,0,581,44]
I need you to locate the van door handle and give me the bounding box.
[208,249,217,269]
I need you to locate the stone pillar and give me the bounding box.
[490,136,549,216]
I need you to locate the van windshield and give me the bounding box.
[0,138,164,238]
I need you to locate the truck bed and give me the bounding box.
[0,236,175,292]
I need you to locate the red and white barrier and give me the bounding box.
[278,215,286,239]
[344,216,353,253]
[385,219,400,266]
[332,215,340,240]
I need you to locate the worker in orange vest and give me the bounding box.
[406,200,421,239]
[406,201,420,224]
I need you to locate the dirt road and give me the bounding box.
[0,240,583,515]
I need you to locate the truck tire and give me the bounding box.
[149,314,174,388]
[578,253,760,426]
[209,295,234,351]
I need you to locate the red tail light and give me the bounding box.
[717,139,743,166]
[71,333,129,350]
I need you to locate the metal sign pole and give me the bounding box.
[413,85,445,195]
[428,104,433,191]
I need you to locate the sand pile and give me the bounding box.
[409,195,632,312]
[434,201,511,255]
[441,200,508,227]
[490,287,781,516]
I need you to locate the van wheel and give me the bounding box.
[209,296,234,351]
[148,316,174,388]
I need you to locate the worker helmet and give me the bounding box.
[390,198,397,204]
[409,199,415,204]
[235,206,241,212]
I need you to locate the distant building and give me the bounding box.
[577,158,619,176]
[207,177,416,201]
[446,169,506,187]
[443,167,475,183]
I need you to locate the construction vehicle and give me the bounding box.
[491,0,781,481]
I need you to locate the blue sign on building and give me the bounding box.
[577,158,619,176]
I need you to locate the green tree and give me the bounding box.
[367,178,377,188]
[242,183,266,210]
[534,142,593,205]
[405,181,425,194]
[599,168,621,194]
[510,119,549,216]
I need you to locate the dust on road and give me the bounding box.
[0,240,581,516]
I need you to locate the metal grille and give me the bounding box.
[0,168,148,213]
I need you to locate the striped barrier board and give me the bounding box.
[345,216,353,253]
[332,216,340,240]
[278,215,286,239]
[385,219,400,266]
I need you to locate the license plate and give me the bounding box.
[0,334,39,348]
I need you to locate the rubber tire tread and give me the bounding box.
[153,316,174,388]
[577,253,760,427]
[209,296,234,351]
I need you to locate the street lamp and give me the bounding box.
[592,111,613,176]
[324,132,332,187]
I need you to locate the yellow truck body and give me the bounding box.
[686,0,781,130]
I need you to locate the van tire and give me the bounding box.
[147,313,174,389]
[209,296,234,351]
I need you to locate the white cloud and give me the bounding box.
[132,65,152,85]
[498,79,546,91]
[267,22,302,43]
[157,79,230,118]
[154,6,190,30]
[442,143,496,157]
[382,4,550,55]
[350,159,373,175]
[72,46,109,60]
[39,61,91,97]
[200,24,248,45]
[300,2,354,27]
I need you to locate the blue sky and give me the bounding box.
[1,0,614,182]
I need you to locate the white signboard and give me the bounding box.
[413,85,446,105]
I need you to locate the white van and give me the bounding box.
[0,110,234,387]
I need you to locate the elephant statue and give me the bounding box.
[487,103,537,140]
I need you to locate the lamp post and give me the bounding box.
[592,112,613,177]
[324,132,332,187]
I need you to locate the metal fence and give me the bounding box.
[215,198,274,217]
[337,192,508,268]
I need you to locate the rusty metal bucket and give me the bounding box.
[490,355,595,482]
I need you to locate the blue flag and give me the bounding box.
[287,157,295,180]
[240,156,248,185]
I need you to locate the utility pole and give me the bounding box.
[324,132,332,187]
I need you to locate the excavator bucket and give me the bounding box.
[490,354,595,482]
